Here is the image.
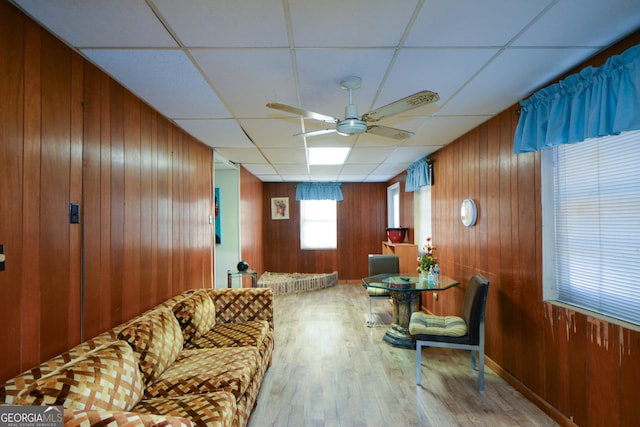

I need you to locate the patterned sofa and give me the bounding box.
[0,287,274,427]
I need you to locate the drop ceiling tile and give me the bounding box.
[174,119,253,148]
[339,164,380,175]
[273,164,310,175]
[378,48,500,108]
[289,0,419,47]
[406,0,552,47]
[14,0,177,47]
[346,147,396,164]
[81,49,229,119]
[294,49,396,117]
[191,49,296,118]
[240,164,278,175]
[240,119,303,149]
[385,146,433,164]
[513,0,640,47]
[262,148,308,164]
[440,47,600,116]
[153,0,288,47]
[214,148,268,165]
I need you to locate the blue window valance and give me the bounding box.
[514,43,640,154]
[295,182,344,201]
[405,157,432,192]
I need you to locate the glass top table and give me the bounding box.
[362,273,460,348]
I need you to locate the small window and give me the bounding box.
[300,200,337,249]
[542,130,640,328]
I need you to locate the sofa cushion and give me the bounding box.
[173,290,216,346]
[187,320,269,350]
[145,347,259,401]
[64,409,194,427]
[134,392,237,427]
[118,308,184,385]
[16,340,144,411]
[409,313,468,337]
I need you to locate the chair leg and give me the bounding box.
[368,299,373,327]
[478,348,485,391]
[471,349,477,371]
[416,341,423,385]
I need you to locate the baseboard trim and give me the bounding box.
[485,358,578,427]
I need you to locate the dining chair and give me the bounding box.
[365,254,399,327]
[409,275,490,391]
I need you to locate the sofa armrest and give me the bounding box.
[64,409,193,427]
[209,288,274,329]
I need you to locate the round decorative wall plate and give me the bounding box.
[460,199,477,227]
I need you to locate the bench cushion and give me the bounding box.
[16,341,144,411]
[409,313,467,337]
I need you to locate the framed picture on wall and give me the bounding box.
[215,188,221,244]
[271,197,289,220]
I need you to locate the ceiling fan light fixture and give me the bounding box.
[337,118,367,135]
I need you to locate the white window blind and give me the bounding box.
[549,130,640,326]
[300,200,337,249]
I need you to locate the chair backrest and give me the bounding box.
[368,254,400,276]
[461,275,490,345]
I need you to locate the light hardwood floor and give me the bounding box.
[248,284,558,427]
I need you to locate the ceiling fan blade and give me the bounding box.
[266,102,337,124]
[366,125,414,140]
[362,90,439,122]
[294,129,337,138]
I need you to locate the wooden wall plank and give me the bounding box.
[240,167,264,279]
[39,33,73,361]
[0,2,26,381]
[20,15,40,371]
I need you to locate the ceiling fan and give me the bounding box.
[266,76,439,140]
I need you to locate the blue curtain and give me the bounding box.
[405,157,432,192]
[514,44,640,154]
[295,182,344,201]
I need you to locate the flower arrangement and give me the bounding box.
[417,237,438,273]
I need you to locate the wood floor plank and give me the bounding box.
[248,284,557,427]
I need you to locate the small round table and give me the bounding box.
[362,273,460,349]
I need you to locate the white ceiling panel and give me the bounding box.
[378,48,500,108]
[513,0,640,47]
[173,119,253,149]
[14,0,177,47]
[153,0,288,47]
[294,49,396,117]
[240,119,303,149]
[81,49,229,119]
[262,149,308,165]
[214,148,268,165]
[440,47,601,116]
[346,147,396,164]
[12,0,639,182]
[406,0,553,47]
[288,0,419,47]
[192,49,296,118]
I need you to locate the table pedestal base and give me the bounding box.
[383,324,415,349]
[383,289,421,349]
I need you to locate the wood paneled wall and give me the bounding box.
[420,32,640,427]
[262,182,387,280]
[240,166,264,277]
[0,2,214,384]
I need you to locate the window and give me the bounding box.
[541,130,640,328]
[387,182,400,228]
[300,200,337,249]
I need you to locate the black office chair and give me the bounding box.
[365,254,399,327]
[409,275,490,391]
